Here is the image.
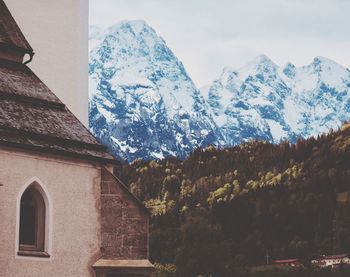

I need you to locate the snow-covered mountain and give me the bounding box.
[89,20,223,161]
[203,55,350,144]
[89,20,350,161]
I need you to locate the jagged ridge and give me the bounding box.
[89,20,350,161]
[89,20,223,161]
[203,55,350,144]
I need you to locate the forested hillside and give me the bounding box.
[117,123,350,276]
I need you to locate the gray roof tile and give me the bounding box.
[0,1,117,164]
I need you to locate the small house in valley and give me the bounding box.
[311,254,350,269]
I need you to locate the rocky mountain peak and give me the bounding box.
[89,21,350,161]
[89,21,222,161]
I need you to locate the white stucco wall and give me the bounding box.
[4,0,89,126]
[0,148,101,277]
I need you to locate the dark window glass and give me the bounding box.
[18,186,45,253]
[19,189,36,245]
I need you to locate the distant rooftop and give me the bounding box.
[273,259,300,264]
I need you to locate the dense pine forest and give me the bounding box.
[117,123,350,277]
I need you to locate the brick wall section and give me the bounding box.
[100,167,149,259]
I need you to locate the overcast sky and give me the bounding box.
[90,0,350,87]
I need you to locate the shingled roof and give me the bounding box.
[0,1,117,164]
[0,0,33,55]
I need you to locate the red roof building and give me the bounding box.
[272,258,303,267]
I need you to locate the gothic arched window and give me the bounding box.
[18,183,50,257]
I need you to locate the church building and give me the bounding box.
[0,1,153,276]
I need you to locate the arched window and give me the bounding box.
[18,182,50,258]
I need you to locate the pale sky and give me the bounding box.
[90,0,350,87]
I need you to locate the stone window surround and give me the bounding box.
[15,177,53,260]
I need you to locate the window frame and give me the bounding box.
[18,187,48,257]
[16,178,52,259]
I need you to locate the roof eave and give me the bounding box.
[0,141,119,165]
[0,42,33,55]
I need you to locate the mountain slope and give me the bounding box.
[89,21,223,161]
[118,123,350,274]
[203,55,350,144]
[89,20,350,161]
